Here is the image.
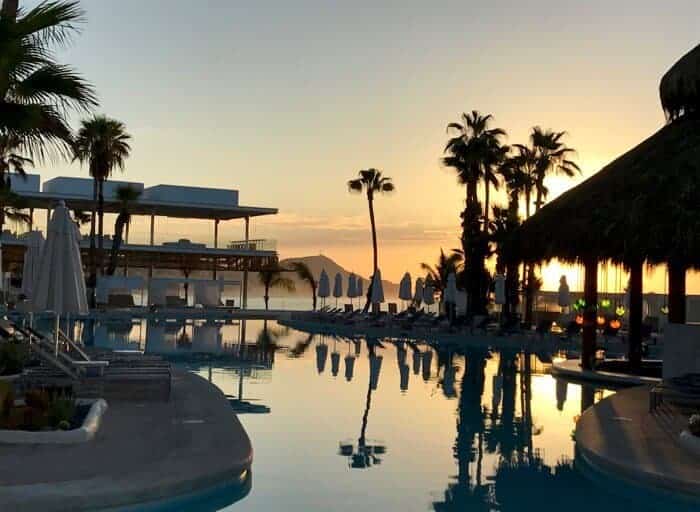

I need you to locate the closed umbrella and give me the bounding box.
[318,269,330,307]
[413,278,424,308]
[399,273,412,300]
[370,269,385,306]
[356,278,364,307]
[347,274,357,298]
[444,273,458,322]
[21,230,44,300]
[333,272,343,306]
[558,275,571,312]
[423,278,435,311]
[344,354,356,382]
[33,201,88,349]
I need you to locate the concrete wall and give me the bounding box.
[8,173,40,193]
[43,177,144,199]
[143,185,238,207]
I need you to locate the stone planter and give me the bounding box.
[0,399,108,444]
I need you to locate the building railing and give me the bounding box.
[227,239,277,252]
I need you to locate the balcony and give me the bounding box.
[227,239,277,252]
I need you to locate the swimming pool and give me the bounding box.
[81,319,693,511]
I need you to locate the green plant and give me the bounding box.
[47,394,76,429]
[0,342,28,375]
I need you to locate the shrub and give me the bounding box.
[689,414,700,436]
[0,342,28,376]
[47,395,76,429]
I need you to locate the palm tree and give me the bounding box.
[348,168,394,311]
[72,209,91,229]
[421,249,463,296]
[0,0,97,160]
[73,116,132,285]
[0,134,32,235]
[0,186,29,233]
[106,185,141,276]
[290,261,317,310]
[529,127,580,212]
[257,263,295,310]
[443,111,506,314]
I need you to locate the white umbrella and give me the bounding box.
[444,273,457,304]
[423,279,435,308]
[494,273,506,305]
[21,230,44,300]
[398,273,412,302]
[347,274,357,299]
[333,272,343,306]
[318,269,330,306]
[370,269,385,305]
[33,201,88,349]
[413,278,424,307]
[558,275,571,309]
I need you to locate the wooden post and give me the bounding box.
[242,217,249,309]
[581,257,598,370]
[29,207,34,232]
[124,222,130,276]
[668,259,686,324]
[212,219,219,280]
[627,260,643,370]
[148,214,155,280]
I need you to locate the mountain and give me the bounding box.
[278,255,399,298]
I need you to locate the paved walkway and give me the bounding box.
[0,370,252,511]
[576,386,700,500]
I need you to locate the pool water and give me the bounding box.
[79,319,693,511]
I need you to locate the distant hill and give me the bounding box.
[279,255,399,298]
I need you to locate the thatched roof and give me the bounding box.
[517,117,700,266]
[660,44,700,120]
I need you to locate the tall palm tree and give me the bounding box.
[290,261,317,310]
[420,249,463,296]
[443,111,506,314]
[348,168,394,311]
[0,0,97,160]
[73,115,132,285]
[529,127,580,212]
[257,263,295,310]
[106,185,141,276]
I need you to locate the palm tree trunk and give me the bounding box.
[312,284,317,311]
[483,179,490,233]
[97,178,105,276]
[264,284,270,310]
[107,212,127,276]
[363,192,378,313]
[581,257,598,370]
[1,0,18,20]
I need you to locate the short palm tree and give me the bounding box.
[421,249,463,297]
[348,168,394,311]
[0,186,29,234]
[0,134,32,234]
[73,116,132,283]
[258,263,295,310]
[106,185,142,276]
[0,0,97,160]
[290,261,317,310]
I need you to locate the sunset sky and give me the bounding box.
[27,0,700,290]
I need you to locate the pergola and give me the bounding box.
[517,44,700,369]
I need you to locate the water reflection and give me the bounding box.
[339,339,387,470]
[71,320,691,511]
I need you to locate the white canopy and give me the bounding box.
[370,270,385,304]
[318,270,330,298]
[33,201,88,315]
[399,272,413,301]
[413,278,424,306]
[333,272,343,298]
[347,273,357,298]
[21,230,44,299]
[444,273,457,304]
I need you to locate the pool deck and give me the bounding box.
[552,358,662,387]
[0,369,252,511]
[576,386,700,501]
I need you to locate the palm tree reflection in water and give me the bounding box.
[339,339,387,469]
